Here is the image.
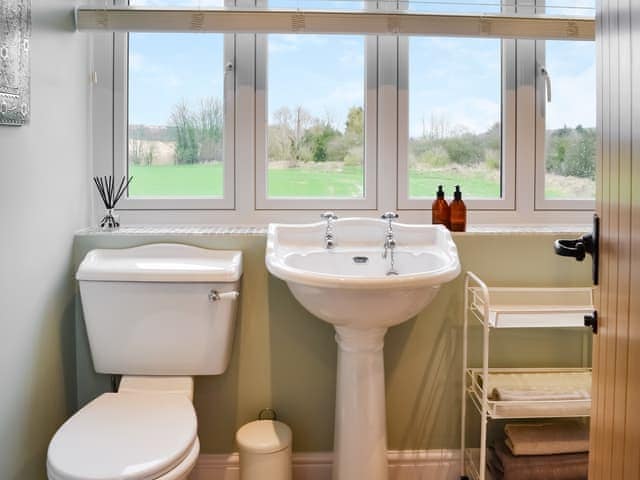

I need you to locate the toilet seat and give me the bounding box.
[47,392,198,480]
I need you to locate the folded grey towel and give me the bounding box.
[488,440,588,480]
[505,421,589,456]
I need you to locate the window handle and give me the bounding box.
[541,66,552,103]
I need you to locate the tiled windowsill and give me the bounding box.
[76,225,268,236]
[76,224,590,237]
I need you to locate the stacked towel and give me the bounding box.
[488,440,588,480]
[483,371,592,402]
[505,421,589,456]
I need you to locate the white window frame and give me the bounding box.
[533,39,596,211]
[533,0,595,211]
[96,0,236,211]
[89,1,597,225]
[397,37,517,211]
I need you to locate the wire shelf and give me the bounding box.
[468,285,593,329]
[466,367,592,419]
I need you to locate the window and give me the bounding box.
[403,37,507,204]
[110,0,235,209]
[266,35,365,199]
[255,32,377,209]
[91,2,596,223]
[533,0,597,210]
[398,0,516,211]
[127,33,227,198]
[535,40,596,208]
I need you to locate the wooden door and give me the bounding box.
[589,0,640,477]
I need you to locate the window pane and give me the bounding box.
[267,35,365,199]
[267,0,363,9]
[408,37,502,199]
[543,41,596,201]
[128,33,225,197]
[130,0,224,5]
[407,0,500,14]
[543,0,595,17]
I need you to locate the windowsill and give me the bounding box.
[75,224,590,237]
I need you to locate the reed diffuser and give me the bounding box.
[93,175,133,230]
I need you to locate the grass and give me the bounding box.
[129,163,366,197]
[267,165,364,198]
[129,163,504,199]
[130,164,225,196]
[408,168,500,199]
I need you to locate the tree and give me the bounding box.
[440,133,485,165]
[545,127,596,179]
[170,101,199,164]
[269,106,314,164]
[196,97,224,163]
[345,106,364,138]
[304,123,341,163]
[129,139,156,166]
[169,98,224,165]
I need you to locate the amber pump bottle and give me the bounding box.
[431,185,450,228]
[449,185,467,232]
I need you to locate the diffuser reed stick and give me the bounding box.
[93,175,133,230]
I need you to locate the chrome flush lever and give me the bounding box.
[321,211,338,249]
[208,290,240,302]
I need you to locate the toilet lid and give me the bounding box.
[47,393,197,480]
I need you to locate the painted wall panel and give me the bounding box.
[73,232,591,453]
[0,1,90,478]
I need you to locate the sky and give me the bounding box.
[128,0,596,135]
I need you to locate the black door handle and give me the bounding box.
[554,238,588,261]
[554,214,599,285]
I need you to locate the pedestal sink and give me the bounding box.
[265,216,460,480]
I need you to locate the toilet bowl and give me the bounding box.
[47,244,243,480]
[47,388,200,480]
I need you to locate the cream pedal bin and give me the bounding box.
[47,244,243,480]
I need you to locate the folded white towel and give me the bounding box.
[492,388,591,402]
[480,371,592,402]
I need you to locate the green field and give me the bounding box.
[129,163,502,198]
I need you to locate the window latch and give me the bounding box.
[224,62,234,74]
[541,66,552,103]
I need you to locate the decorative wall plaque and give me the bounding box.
[0,0,31,126]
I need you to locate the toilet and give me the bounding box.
[47,244,243,480]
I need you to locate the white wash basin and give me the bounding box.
[265,217,460,327]
[266,216,460,480]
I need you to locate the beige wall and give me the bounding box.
[0,2,90,478]
[73,231,591,453]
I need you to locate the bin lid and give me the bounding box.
[236,420,292,454]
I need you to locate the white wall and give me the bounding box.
[0,1,90,477]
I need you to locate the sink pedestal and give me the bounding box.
[333,326,388,480]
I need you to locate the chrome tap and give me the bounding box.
[381,211,399,259]
[321,211,338,249]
